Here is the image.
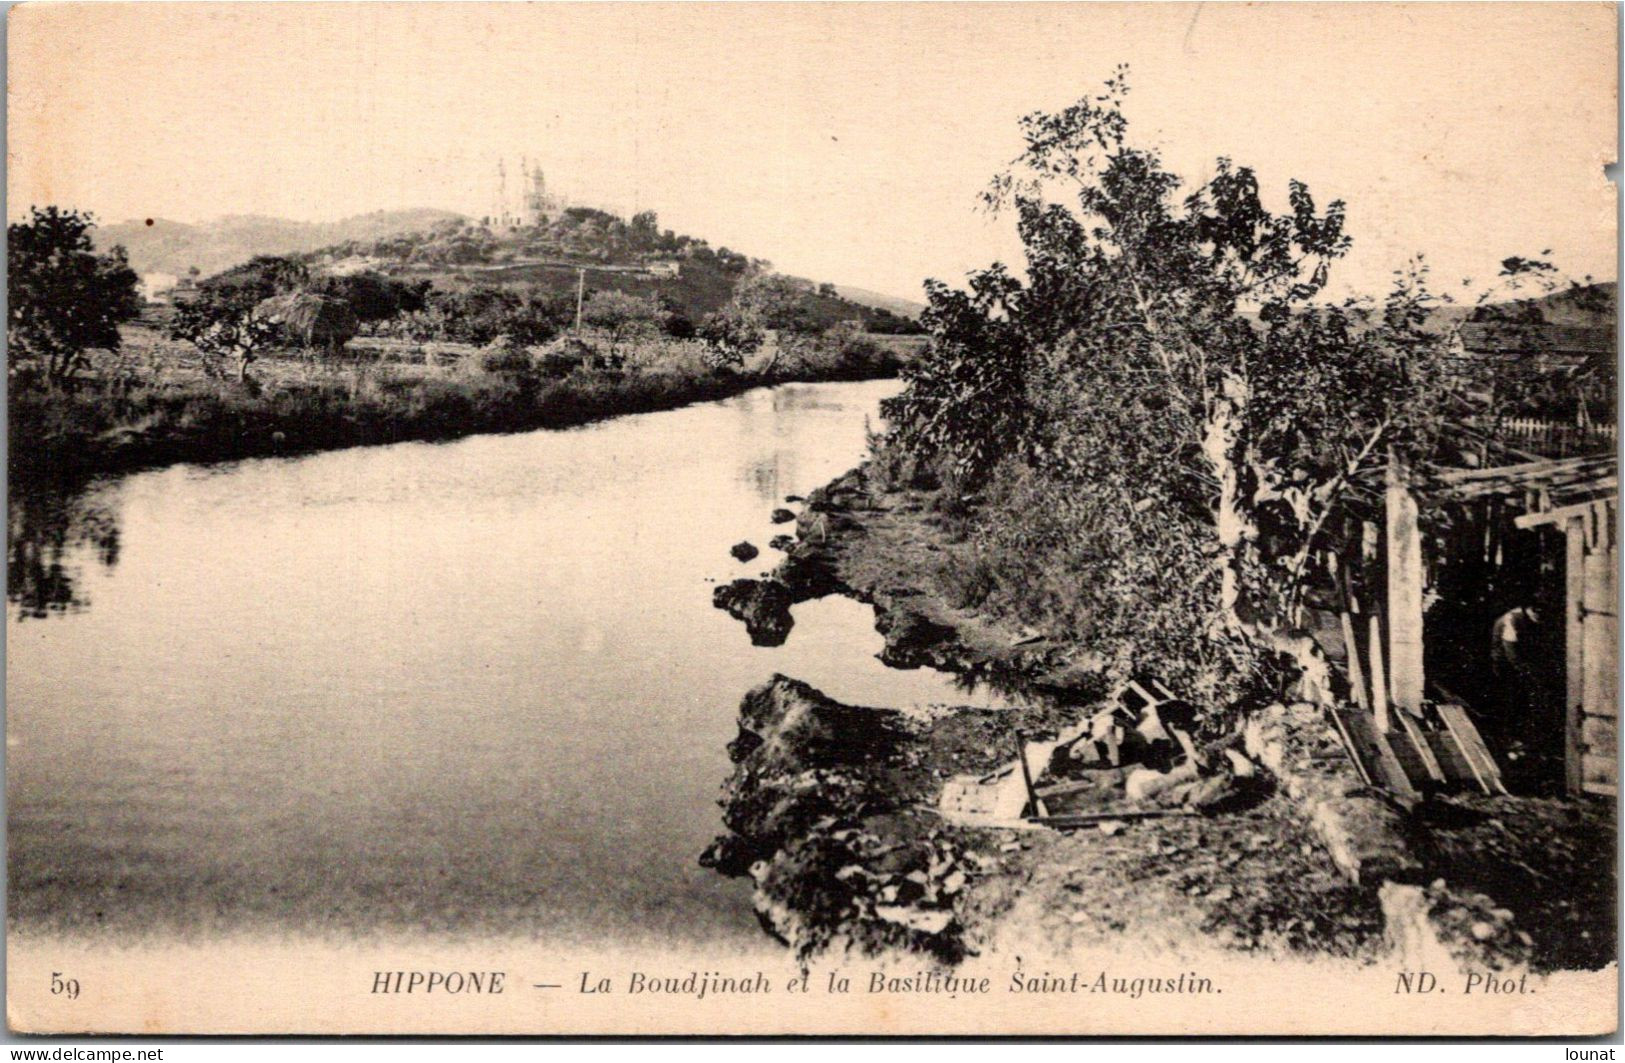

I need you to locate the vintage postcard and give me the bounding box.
[5,1,1618,1037]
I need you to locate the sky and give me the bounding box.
[8,2,1618,303]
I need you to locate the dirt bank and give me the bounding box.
[706,464,1616,972]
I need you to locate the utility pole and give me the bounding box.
[574,268,586,333]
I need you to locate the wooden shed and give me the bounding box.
[1397,454,1617,797]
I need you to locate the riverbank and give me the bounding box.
[9,326,907,487]
[707,464,1617,972]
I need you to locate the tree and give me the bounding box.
[581,290,661,357]
[168,290,278,384]
[318,271,431,324]
[880,71,1534,708]
[199,255,309,304]
[698,307,765,371]
[7,207,141,388]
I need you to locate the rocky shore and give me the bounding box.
[706,464,1617,972]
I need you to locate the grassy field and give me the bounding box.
[11,324,910,486]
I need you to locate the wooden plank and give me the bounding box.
[1581,752,1618,790]
[1339,611,1369,709]
[1396,710,1446,783]
[1422,728,1481,786]
[1435,703,1508,796]
[1334,705,1420,801]
[1582,781,1618,798]
[1581,715,1618,758]
[1582,548,1617,729]
[1384,454,1425,718]
[1325,705,1375,788]
[1016,737,1047,819]
[1335,556,1370,711]
[1029,809,1197,829]
[1566,517,1586,794]
[1515,492,1619,530]
[1368,612,1390,733]
[1429,453,1613,487]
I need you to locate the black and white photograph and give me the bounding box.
[4,1,1618,1037]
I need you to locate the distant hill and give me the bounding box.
[104,206,925,334]
[295,206,924,334]
[832,285,925,320]
[94,209,467,276]
[1473,281,1616,328]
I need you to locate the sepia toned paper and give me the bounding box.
[5,1,1619,1037]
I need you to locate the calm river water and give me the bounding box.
[7,380,1004,950]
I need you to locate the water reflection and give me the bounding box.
[7,379,911,945]
[8,488,122,620]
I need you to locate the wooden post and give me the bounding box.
[1581,536,1617,794]
[574,268,587,333]
[1369,611,1390,733]
[1334,555,1369,710]
[1015,737,1046,819]
[1386,450,1425,718]
[1565,515,1586,794]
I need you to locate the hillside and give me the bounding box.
[300,206,924,333]
[94,209,467,277]
[98,207,925,330]
[831,285,925,320]
[1471,280,1616,327]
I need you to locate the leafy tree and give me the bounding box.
[424,285,558,346]
[199,255,309,304]
[7,207,141,388]
[318,272,431,323]
[169,290,278,384]
[628,211,661,256]
[581,290,662,357]
[880,71,1546,707]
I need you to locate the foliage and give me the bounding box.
[318,272,432,323]
[423,285,562,346]
[7,207,142,388]
[881,267,1029,484]
[876,72,1557,707]
[168,292,279,383]
[199,255,310,304]
[697,308,765,371]
[581,290,662,355]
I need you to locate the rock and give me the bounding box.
[771,508,796,524]
[873,905,953,935]
[1223,748,1257,777]
[712,579,795,646]
[1245,701,1421,885]
[1097,820,1125,836]
[769,535,795,552]
[1470,921,1496,941]
[699,676,988,963]
[1124,761,1201,803]
[875,607,956,669]
[730,541,760,562]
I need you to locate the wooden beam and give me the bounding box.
[1396,711,1446,783]
[1386,451,1426,718]
[1566,516,1586,794]
[1368,612,1390,733]
[1436,703,1508,796]
[1582,546,1616,740]
[1518,495,1617,532]
[1016,737,1047,819]
[1428,452,1614,486]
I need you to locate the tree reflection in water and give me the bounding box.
[8,487,121,619]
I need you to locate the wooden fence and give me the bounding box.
[1490,418,1616,457]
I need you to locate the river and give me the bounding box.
[6,379,1005,951]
